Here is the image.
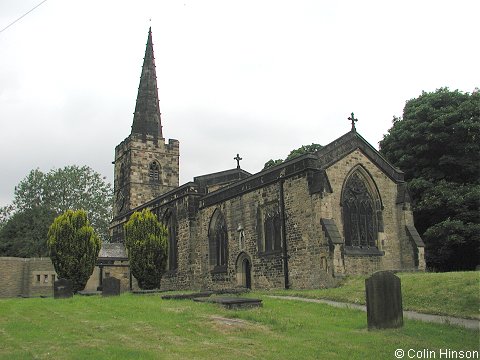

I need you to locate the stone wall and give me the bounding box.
[113,133,180,217]
[325,149,405,274]
[84,261,136,293]
[108,136,425,292]
[0,257,56,298]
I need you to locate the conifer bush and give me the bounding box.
[47,209,101,292]
[124,209,168,290]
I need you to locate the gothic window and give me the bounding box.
[163,209,178,271]
[342,172,378,248]
[208,209,228,271]
[149,161,160,182]
[263,210,282,253]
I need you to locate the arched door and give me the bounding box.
[242,258,251,289]
[236,252,252,289]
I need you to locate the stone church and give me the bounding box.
[110,28,425,291]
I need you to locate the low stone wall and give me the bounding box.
[0,257,56,298]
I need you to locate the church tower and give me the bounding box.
[113,28,179,217]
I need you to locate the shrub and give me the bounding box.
[47,209,101,292]
[124,209,168,289]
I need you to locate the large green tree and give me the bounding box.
[264,143,323,170]
[0,206,56,257]
[124,209,168,290]
[47,209,101,292]
[0,204,14,231]
[0,165,112,258]
[13,165,112,240]
[379,88,480,271]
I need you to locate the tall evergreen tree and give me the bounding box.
[47,209,101,292]
[124,209,168,290]
[380,88,480,271]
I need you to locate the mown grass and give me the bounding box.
[265,271,480,319]
[0,292,478,359]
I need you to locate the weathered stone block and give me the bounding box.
[54,279,73,299]
[365,271,403,329]
[102,277,121,296]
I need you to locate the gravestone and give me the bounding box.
[102,277,120,297]
[54,279,73,299]
[162,291,213,300]
[193,296,262,309]
[365,271,403,330]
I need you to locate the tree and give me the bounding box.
[263,159,283,170]
[0,206,56,257]
[379,88,480,271]
[124,209,168,290]
[12,165,112,241]
[0,204,14,231]
[263,143,323,170]
[47,209,101,292]
[285,143,323,161]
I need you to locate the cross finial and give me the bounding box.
[234,154,242,169]
[348,112,358,132]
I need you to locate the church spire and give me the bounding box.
[131,27,163,138]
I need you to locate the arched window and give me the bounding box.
[149,161,160,182]
[208,209,228,271]
[163,209,178,271]
[342,171,378,248]
[263,210,282,252]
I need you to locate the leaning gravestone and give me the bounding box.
[365,271,403,330]
[54,278,73,299]
[102,277,121,297]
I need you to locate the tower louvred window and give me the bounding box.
[149,161,160,182]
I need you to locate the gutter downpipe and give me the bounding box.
[279,175,290,289]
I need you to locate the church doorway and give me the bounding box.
[236,252,252,289]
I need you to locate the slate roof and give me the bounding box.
[98,243,128,260]
[131,27,163,138]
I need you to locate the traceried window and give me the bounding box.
[263,210,282,253]
[163,209,178,271]
[149,161,160,182]
[208,209,228,272]
[342,172,378,247]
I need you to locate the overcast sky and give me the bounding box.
[0,0,478,207]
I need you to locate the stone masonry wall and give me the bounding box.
[156,196,195,290]
[186,174,337,291]
[0,257,56,298]
[113,134,179,216]
[282,175,336,288]
[325,149,406,274]
[192,182,286,291]
[0,257,25,297]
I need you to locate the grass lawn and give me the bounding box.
[266,271,480,319]
[0,293,478,360]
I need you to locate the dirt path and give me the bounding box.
[267,295,479,330]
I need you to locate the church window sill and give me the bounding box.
[258,249,282,257]
[164,269,178,278]
[344,246,384,256]
[210,265,227,274]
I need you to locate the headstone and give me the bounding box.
[365,271,403,330]
[102,277,120,297]
[54,279,73,299]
